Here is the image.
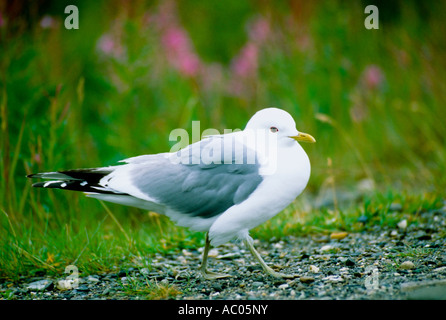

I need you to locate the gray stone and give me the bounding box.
[300,276,315,283]
[401,280,446,300]
[323,275,344,283]
[27,279,52,291]
[400,261,415,270]
[87,275,100,283]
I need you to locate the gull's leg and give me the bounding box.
[200,233,231,280]
[243,236,298,279]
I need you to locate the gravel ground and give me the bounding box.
[2,207,446,300]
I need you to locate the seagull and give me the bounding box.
[27,108,315,280]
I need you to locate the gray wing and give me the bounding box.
[128,136,263,218]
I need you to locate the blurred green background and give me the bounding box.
[1,0,445,282]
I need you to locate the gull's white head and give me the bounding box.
[245,108,316,146]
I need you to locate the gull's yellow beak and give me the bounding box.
[289,132,316,143]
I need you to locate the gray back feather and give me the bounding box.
[130,136,263,218]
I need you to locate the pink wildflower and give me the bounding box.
[155,1,203,78]
[97,34,116,55]
[231,42,258,78]
[40,15,54,29]
[247,16,271,44]
[161,26,202,77]
[96,33,125,59]
[361,65,385,90]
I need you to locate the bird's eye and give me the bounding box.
[270,127,279,133]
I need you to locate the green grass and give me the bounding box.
[252,190,444,240]
[1,1,446,290]
[0,198,205,281]
[120,273,182,299]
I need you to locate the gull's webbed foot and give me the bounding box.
[243,236,299,279]
[200,269,232,280]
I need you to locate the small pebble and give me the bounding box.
[278,283,289,290]
[323,275,344,283]
[397,219,407,229]
[433,266,446,273]
[208,249,219,258]
[400,261,415,270]
[182,249,192,256]
[27,280,52,291]
[217,252,240,260]
[330,232,348,240]
[390,230,399,237]
[87,275,100,283]
[310,265,320,273]
[320,245,334,251]
[300,276,315,283]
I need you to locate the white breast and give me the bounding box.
[208,142,311,246]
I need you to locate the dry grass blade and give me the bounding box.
[99,200,132,245]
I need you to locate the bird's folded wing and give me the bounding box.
[110,136,264,218]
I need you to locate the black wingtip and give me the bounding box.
[31,181,46,188]
[26,168,124,194]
